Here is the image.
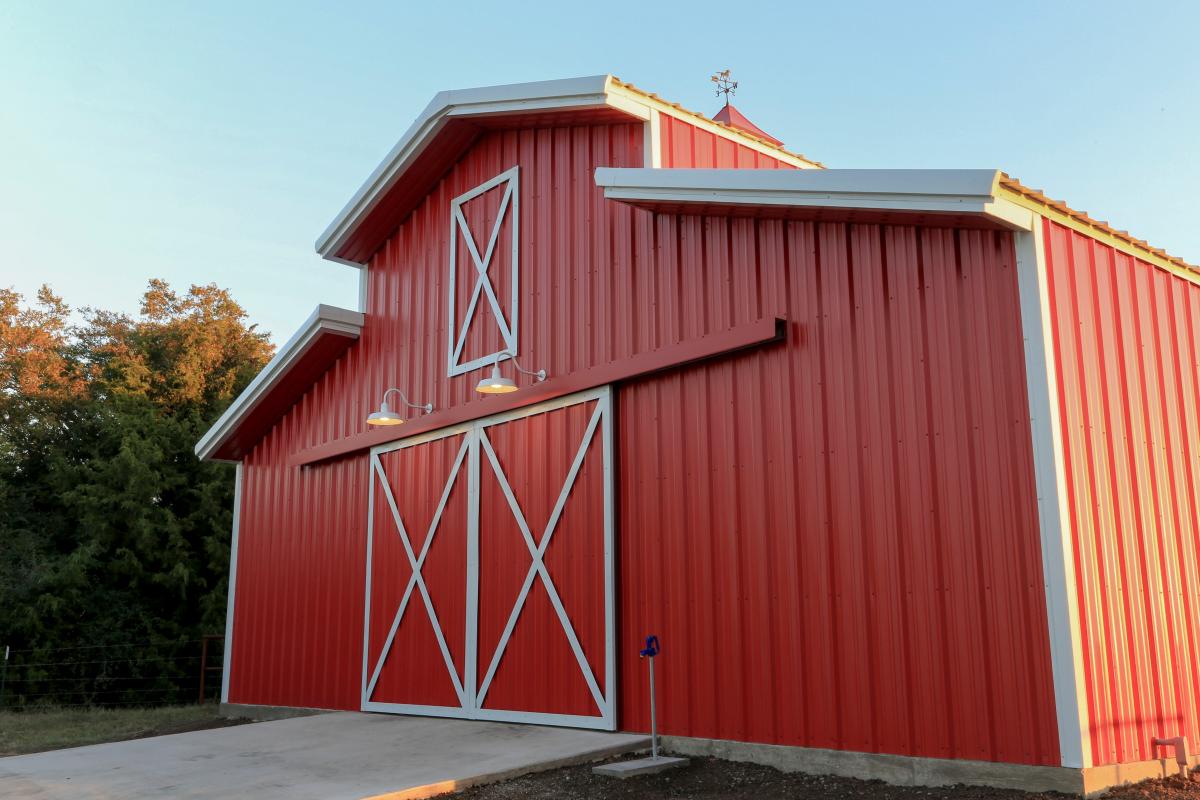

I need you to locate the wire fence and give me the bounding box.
[0,635,224,711]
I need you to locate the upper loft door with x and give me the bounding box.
[448,166,519,377]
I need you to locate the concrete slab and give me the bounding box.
[0,712,649,800]
[593,755,690,778]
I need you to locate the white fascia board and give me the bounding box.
[316,75,644,263]
[594,168,1033,230]
[194,304,364,462]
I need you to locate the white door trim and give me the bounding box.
[362,422,473,716]
[362,387,615,729]
[474,403,606,713]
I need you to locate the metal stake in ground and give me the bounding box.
[592,634,689,779]
[641,635,661,759]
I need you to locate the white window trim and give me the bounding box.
[447,166,519,377]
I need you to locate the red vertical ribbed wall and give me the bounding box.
[615,219,1058,764]
[1043,217,1200,766]
[658,114,796,169]
[228,121,645,710]
[227,119,1061,764]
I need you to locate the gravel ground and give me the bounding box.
[453,756,1199,800]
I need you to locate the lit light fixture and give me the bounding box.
[366,388,433,426]
[475,350,546,395]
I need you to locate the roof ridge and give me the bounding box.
[609,76,825,169]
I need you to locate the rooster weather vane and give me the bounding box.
[711,69,738,105]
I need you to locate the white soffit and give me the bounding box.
[593,168,1034,230]
[316,75,641,264]
[195,304,364,462]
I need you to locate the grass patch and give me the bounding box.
[0,704,248,756]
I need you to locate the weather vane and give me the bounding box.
[711,69,737,104]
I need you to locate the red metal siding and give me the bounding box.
[477,399,607,717]
[228,120,1060,763]
[229,121,643,711]
[369,432,470,708]
[658,114,796,169]
[229,431,366,710]
[615,219,1058,764]
[1043,218,1200,766]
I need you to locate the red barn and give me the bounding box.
[197,75,1200,794]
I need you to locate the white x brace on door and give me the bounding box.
[362,387,615,730]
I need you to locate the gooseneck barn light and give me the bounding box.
[476,350,546,394]
[366,388,433,426]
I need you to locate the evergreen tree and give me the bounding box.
[0,281,271,706]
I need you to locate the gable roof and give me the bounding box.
[195,304,364,462]
[315,74,823,266]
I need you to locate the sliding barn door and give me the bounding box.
[362,387,614,729]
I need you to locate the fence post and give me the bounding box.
[198,637,209,704]
[0,646,8,710]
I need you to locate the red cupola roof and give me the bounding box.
[712,103,784,147]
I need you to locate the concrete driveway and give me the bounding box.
[0,712,649,799]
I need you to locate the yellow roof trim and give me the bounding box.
[608,76,825,170]
[998,175,1199,285]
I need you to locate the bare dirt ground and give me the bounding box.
[453,756,1199,800]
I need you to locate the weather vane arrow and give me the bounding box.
[711,69,738,105]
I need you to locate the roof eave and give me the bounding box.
[315,74,636,265]
[593,168,1032,231]
[195,304,365,462]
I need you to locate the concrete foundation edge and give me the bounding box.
[218,702,328,721]
[659,735,1173,796]
[363,737,652,800]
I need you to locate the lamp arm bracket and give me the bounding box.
[382,387,433,414]
[495,350,546,382]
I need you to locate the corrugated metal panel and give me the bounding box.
[369,432,470,708]
[659,114,796,169]
[616,219,1058,765]
[229,119,1060,763]
[229,121,642,711]
[1043,217,1200,766]
[228,425,366,710]
[477,399,607,717]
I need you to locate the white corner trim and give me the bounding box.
[593,168,1032,230]
[220,461,244,705]
[194,304,365,462]
[316,75,640,261]
[358,266,369,312]
[1014,219,1092,769]
[644,109,662,169]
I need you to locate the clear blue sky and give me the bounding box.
[2,1,1197,343]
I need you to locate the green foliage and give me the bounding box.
[0,281,272,706]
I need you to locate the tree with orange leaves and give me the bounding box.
[0,281,272,707]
